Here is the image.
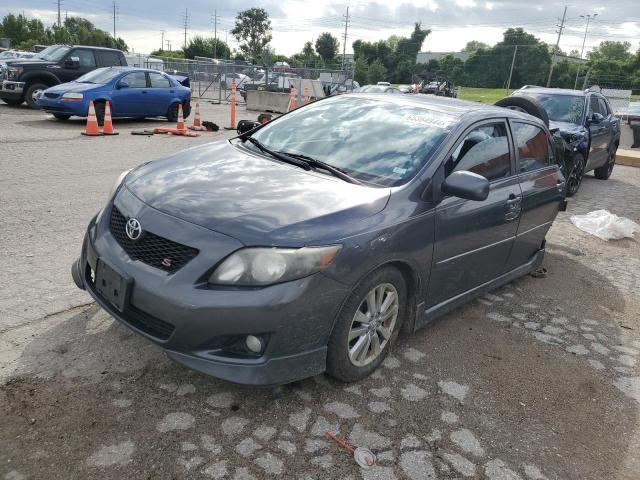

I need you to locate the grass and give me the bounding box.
[457,87,513,104]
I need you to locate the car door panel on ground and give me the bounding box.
[146,72,174,116]
[586,95,612,170]
[505,121,564,271]
[110,71,147,117]
[428,120,522,307]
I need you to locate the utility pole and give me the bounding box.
[57,0,62,27]
[112,1,117,38]
[574,13,597,89]
[211,10,220,59]
[166,39,172,51]
[507,45,518,92]
[341,6,350,70]
[161,30,165,52]
[547,5,568,87]
[182,9,189,49]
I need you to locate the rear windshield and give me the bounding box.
[250,95,454,187]
[76,68,122,84]
[524,93,585,124]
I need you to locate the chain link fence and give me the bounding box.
[125,53,355,104]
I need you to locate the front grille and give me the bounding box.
[44,92,60,99]
[109,206,199,273]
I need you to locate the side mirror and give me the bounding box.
[64,57,80,68]
[590,112,605,124]
[236,119,261,135]
[117,81,129,89]
[441,171,490,201]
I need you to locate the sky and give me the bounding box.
[2,0,639,57]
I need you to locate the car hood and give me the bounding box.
[3,59,56,68]
[44,81,102,94]
[548,120,585,134]
[126,141,391,245]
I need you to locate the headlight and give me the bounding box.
[61,92,84,101]
[209,246,342,286]
[7,67,22,80]
[108,169,132,199]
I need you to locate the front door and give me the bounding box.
[59,48,97,83]
[427,120,521,307]
[110,71,148,117]
[585,95,610,169]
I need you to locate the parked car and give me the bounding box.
[421,79,457,98]
[397,84,414,94]
[0,50,35,60]
[37,66,191,123]
[359,84,402,93]
[0,44,126,108]
[71,93,566,385]
[504,86,621,196]
[219,72,250,89]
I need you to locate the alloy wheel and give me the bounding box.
[607,150,616,176]
[347,283,399,367]
[567,155,585,196]
[31,88,45,104]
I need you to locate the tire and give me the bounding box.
[53,113,71,121]
[326,266,407,382]
[2,97,23,106]
[24,83,49,109]
[93,101,105,126]
[494,95,549,126]
[566,153,585,197]
[167,102,190,122]
[594,146,617,180]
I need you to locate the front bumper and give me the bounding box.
[0,81,25,98]
[73,191,349,385]
[37,96,87,116]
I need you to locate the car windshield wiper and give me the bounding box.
[277,151,363,185]
[245,137,311,171]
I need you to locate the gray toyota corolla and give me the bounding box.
[72,94,566,385]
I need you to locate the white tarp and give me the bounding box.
[570,210,640,240]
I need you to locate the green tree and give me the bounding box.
[183,35,230,59]
[231,8,272,63]
[462,40,489,52]
[315,32,339,64]
[366,59,387,84]
[353,57,368,84]
[588,41,633,62]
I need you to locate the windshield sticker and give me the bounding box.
[393,167,408,175]
[404,113,454,129]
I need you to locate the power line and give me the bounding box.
[547,5,568,87]
[111,0,118,38]
[56,0,63,27]
[211,9,220,58]
[182,8,190,49]
[160,30,165,52]
[342,6,350,70]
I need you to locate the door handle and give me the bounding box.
[142,90,147,94]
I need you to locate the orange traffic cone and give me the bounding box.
[287,87,296,112]
[176,104,186,131]
[81,101,102,136]
[102,101,118,136]
[188,102,206,131]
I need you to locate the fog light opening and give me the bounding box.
[245,335,264,354]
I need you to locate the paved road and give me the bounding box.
[1,103,639,480]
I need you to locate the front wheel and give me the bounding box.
[326,266,406,382]
[2,97,24,106]
[25,83,49,109]
[594,147,617,180]
[566,153,585,197]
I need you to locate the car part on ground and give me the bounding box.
[570,209,640,240]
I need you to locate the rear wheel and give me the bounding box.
[93,101,105,126]
[25,83,49,109]
[494,95,549,126]
[166,102,190,122]
[2,97,23,106]
[594,147,617,180]
[326,266,406,382]
[566,153,585,197]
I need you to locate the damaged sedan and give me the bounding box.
[72,93,566,385]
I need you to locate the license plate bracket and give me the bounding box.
[95,259,131,312]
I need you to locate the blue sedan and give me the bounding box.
[37,67,191,123]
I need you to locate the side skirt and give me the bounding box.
[414,248,545,331]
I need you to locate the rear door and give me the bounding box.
[110,71,147,116]
[96,50,124,67]
[586,94,609,169]
[505,120,564,271]
[427,120,522,307]
[146,72,174,116]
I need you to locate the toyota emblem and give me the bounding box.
[125,218,142,240]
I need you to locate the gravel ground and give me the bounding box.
[1,101,639,480]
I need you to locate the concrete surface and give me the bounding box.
[1,101,640,480]
[617,148,640,168]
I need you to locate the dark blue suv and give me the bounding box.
[506,86,620,196]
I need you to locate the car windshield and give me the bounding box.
[525,93,585,124]
[75,68,122,84]
[34,46,71,62]
[249,96,454,187]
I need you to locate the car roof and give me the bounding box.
[349,93,543,124]
[49,44,122,52]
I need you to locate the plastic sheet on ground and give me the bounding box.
[570,209,640,241]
